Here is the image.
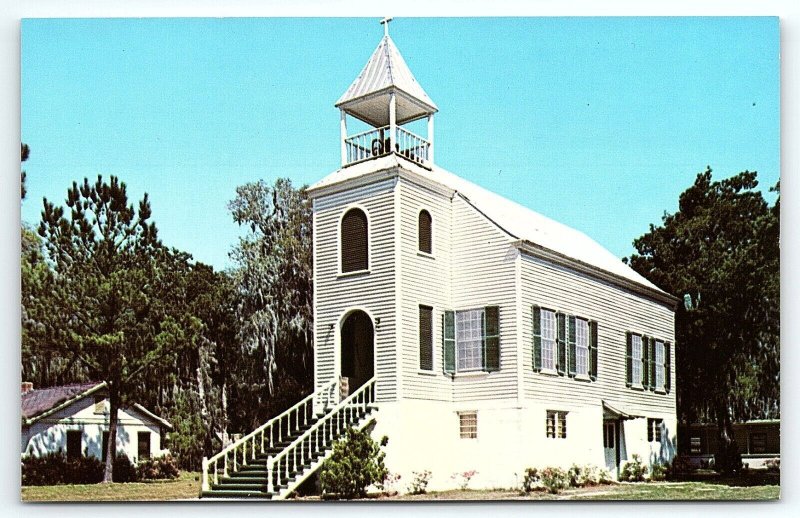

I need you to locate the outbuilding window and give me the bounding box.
[340,208,368,273]
[138,431,151,460]
[418,209,432,254]
[66,430,82,459]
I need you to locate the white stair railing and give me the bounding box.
[201,379,338,492]
[268,378,377,498]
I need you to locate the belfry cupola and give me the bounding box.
[336,18,438,168]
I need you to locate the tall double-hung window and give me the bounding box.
[442,307,500,374]
[631,334,643,386]
[532,306,598,380]
[626,332,671,392]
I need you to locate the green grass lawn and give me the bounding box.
[387,481,779,501]
[22,473,779,502]
[21,471,201,502]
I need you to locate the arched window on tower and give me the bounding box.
[418,209,432,254]
[341,208,369,272]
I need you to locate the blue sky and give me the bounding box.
[21,17,779,271]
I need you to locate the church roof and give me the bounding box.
[336,35,437,126]
[309,155,673,301]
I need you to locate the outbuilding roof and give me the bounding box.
[309,154,672,301]
[21,381,172,429]
[21,381,104,421]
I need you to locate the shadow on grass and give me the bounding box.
[671,470,779,487]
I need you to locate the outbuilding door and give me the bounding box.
[340,310,374,396]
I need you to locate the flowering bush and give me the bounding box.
[407,470,432,495]
[451,470,477,490]
[136,454,180,480]
[540,467,570,494]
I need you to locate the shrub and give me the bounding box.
[667,455,693,478]
[22,452,103,486]
[407,470,432,495]
[451,470,477,490]
[619,454,647,482]
[319,427,388,499]
[382,472,402,496]
[650,462,667,481]
[597,468,614,485]
[136,454,180,480]
[764,458,780,472]
[539,467,570,494]
[112,454,139,482]
[521,467,541,493]
[21,452,141,485]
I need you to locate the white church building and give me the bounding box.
[201,21,678,498]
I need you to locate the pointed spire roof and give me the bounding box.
[336,35,437,127]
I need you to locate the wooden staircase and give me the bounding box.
[200,378,377,500]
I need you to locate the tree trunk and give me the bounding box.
[714,403,741,475]
[102,382,119,483]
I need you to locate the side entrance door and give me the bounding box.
[603,420,618,477]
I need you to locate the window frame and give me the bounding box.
[655,340,666,391]
[137,431,152,460]
[631,334,643,387]
[458,411,478,439]
[647,418,663,443]
[417,208,434,256]
[66,430,82,459]
[337,205,371,276]
[455,308,485,372]
[540,309,557,372]
[418,305,434,371]
[575,317,589,377]
[546,410,568,439]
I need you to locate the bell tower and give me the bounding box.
[336,18,438,168]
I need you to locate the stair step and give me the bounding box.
[212,483,268,491]
[215,480,267,486]
[201,490,272,499]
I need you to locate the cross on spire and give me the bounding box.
[380,16,393,37]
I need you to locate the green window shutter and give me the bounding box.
[665,342,672,393]
[589,320,598,381]
[641,336,650,389]
[443,311,455,375]
[532,306,542,372]
[567,315,577,377]
[625,332,632,387]
[556,313,566,376]
[484,306,500,372]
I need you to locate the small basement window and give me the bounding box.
[547,410,567,439]
[647,418,663,442]
[459,411,478,439]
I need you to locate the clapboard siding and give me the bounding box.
[313,178,398,402]
[520,254,676,416]
[450,196,518,402]
[397,179,453,401]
